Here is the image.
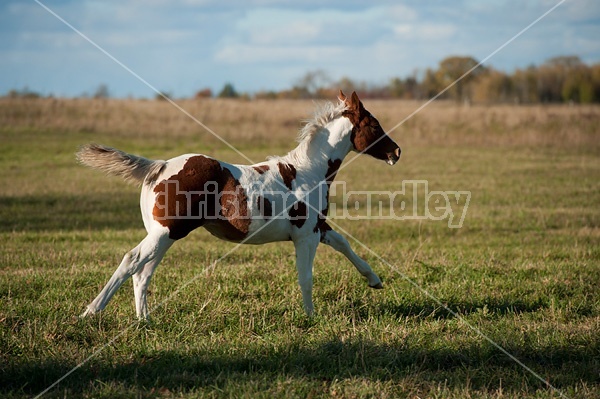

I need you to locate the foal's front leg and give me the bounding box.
[292,235,320,316]
[320,226,383,289]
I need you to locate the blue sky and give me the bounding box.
[1,0,599,98]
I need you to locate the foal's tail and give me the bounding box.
[76,144,166,186]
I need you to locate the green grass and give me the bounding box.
[0,101,599,398]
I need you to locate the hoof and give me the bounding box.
[79,307,95,319]
[369,282,384,289]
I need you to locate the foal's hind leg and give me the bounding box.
[131,240,172,320]
[81,231,174,318]
[320,226,383,289]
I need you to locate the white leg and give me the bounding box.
[293,235,319,316]
[320,227,383,289]
[132,239,172,320]
[81,231,173,318]
[132,264,156,320]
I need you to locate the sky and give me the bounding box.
[1,0,599,98]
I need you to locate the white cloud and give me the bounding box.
[247,20,321,46]
[393,23,457,40]
[386,4,418,21]
[213,5,405,66]
[215,44,346,65]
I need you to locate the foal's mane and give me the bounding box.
[296,99,348,144]
[267,99,348,165]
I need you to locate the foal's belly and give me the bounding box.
[203,217,291,244]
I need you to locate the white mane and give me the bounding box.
[296,99,348,144]
[269,100,348,166]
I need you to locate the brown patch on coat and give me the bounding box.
[256,195,272,219]
[216,168,250,241]
[153,156,222,240]
[152,156,250,241]
[277,162,296,190]
[253,165,270,174]
[314,208,329,234]
[325,158,342,185]
[317,221,333,242]
[342,91,399,162]
[288,200,307,228]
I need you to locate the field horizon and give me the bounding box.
[1,97,598,398]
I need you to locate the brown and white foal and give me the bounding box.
[78,91,400,320]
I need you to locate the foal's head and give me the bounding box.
[339,90,401,165]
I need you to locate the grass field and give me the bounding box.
[0,98,599,398]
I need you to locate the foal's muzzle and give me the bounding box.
[386,147,401,166]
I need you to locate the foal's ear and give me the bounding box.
[350,91,364,112]
[338,90,347,103]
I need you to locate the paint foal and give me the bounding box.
[78,91,400,320]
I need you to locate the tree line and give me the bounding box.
[248,55,600,104]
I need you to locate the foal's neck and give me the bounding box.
[284,116,353,174]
